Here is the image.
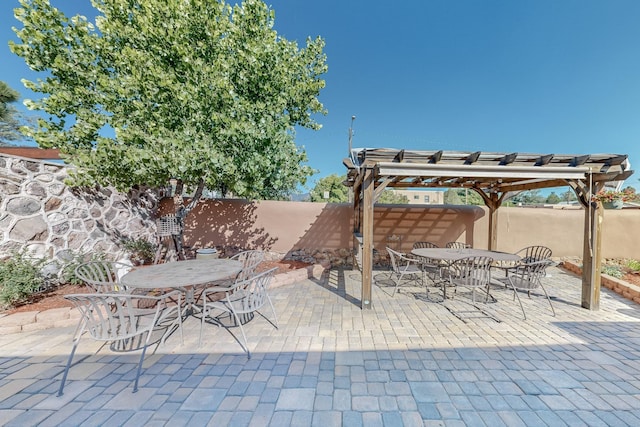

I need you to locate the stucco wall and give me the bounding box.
[181,200,640,260]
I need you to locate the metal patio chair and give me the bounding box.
[444,255,498,322]
[445,241,471,250]
[411,241,443,285]
[199,268,278,358]
[496,259,555,320]
[386,247,424,296]
[153,215,184,264]
[58,290,183,396]
[494,245,552,283]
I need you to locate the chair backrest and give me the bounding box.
[231,250,264,282]
[75,261,132,293]
[509,260,550,290]
[446,242,471,249]
[520,246,552,263]
[413,241,439,250]
[231,250,265,282]
[450,256,494,287]
[386,247,401,274]
[156,215,182,237]
[230,267,277,314]
[65,293,162,341]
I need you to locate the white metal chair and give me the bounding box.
[199,267,278,358]
[445,241,471,250]
[411,241,443,285]
[446,256,494,301]
[58,290,183,396]
[386,247,424,296]
[75,261,133,293]
[496,260,555,320]
[153,215,184,264]
[494,245,552,288]
[197,250,265,295]
[444,256,498,322]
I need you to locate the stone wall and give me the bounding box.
[0,154,157,264]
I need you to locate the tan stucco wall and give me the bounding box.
[182,200,640,260]
[183,199,353,253]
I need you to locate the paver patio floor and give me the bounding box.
[1,266,639,426]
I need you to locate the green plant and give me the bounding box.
[122,238,157,265]
[602,265,624,279]
[0,249,46,308]
[626,259,640,272]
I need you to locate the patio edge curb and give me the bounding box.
[561,260,640,305]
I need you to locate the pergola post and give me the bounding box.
[361,167,374,309]
[582,200,603,310]
[486,193,501,251]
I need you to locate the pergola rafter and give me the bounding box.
[343,148,633,310]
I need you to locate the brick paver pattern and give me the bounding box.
[1,266,639,426]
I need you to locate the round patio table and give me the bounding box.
[411,247,521,301]
[411,247,520,263]
[121,258,243,311]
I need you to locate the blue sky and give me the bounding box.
[2,0,639,192]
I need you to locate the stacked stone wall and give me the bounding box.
[0,154,157,264]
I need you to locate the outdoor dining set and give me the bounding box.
[57,249,278,397]
[386,243,556,323]
[57,241,555,397]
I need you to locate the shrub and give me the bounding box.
[122,237,157,265]
[602,265,624,279]
[626,259,640,273]
[0,250,46,308]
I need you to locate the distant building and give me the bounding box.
[391,189,445,205]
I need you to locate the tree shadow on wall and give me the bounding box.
[69,185,159,249]
[293,203,352,250]
[183,199,277,254]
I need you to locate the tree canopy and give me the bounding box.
[309,174,409,204]
[376,190,409,205]
[10,0,327,200]
[0,81,19,122]
[309,174,348,203]
[0,81,30,145]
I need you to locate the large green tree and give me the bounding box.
[10,0,326,205]
[0,81,19,122]
[309,174,348,202]
[309,174,409,204]
[0,81,32,145]
[376,190,409,205]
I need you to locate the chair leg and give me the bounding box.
[199,306,208,347]
[266,295,279,329]
[133,340,150,393]
[57,340,80,397]
[391,274,401,296]
[511,285,527,320]
[231,309,250,359]
[539,283,556,316]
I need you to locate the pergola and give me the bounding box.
[343,148,633,310]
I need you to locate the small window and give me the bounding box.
[413,195,419,200]
[424,195,430,203]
